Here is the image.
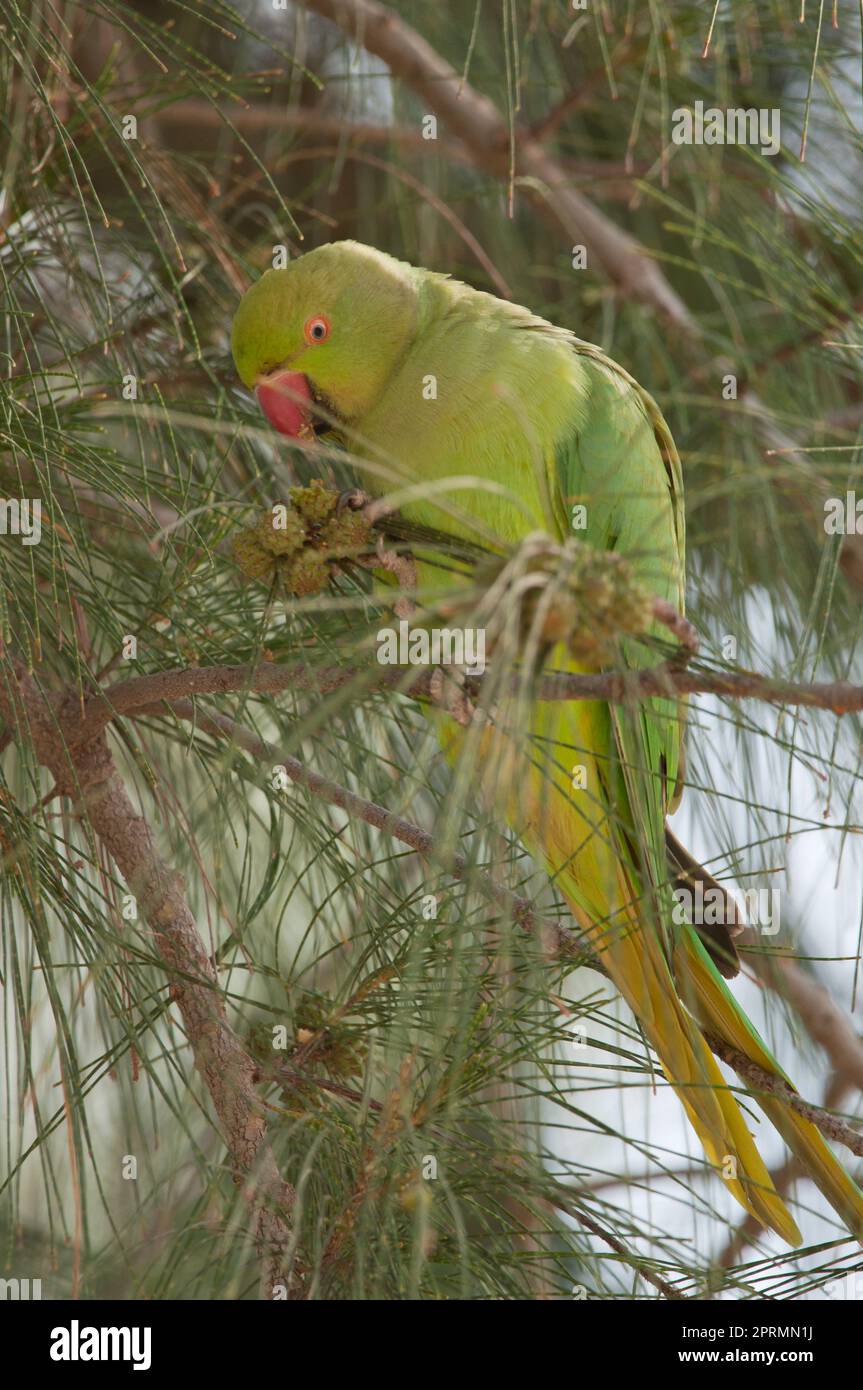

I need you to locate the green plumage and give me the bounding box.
[232,240,863,1246]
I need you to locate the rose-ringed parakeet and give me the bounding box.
[232,240,863,1245]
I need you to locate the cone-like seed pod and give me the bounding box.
[232,527,281,582]
[319,509,372,555]
[470,537,654,663]
[233,484,376,594]
[283,549,330,596]
[257,506,307,556]
[291,478,338,524]
[294,997,368,1080]
[232,505,306,582]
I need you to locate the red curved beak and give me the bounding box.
[255,370,313,438]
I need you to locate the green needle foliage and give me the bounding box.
[1,0,863,1301]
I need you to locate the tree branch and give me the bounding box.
[67,656,863,761]
[295,0,695,332]
[715,1073,855,1270]
[0,652,299,1296]
[706,1034,863,1159]
[559,1203,686,1300]
[155,98,647,199]
[738,936,863,1095]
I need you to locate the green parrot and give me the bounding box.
[232,239,863,1246]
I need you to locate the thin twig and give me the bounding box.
[294,0,695,332]
[562,1204,686,1300]
[152,698,587,962]
[706,1034,863,1158]
[738,936,863,1095]
[715,1073,854,1269]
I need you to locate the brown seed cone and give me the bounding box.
[290,478,338,525]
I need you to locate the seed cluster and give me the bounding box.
[232,479,372,595]
[477,537,655,663]
[559,543,655,659]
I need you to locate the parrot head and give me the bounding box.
[231,241,419,438]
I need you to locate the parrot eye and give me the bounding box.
[304,315,331,345]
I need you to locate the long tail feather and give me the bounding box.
[676,927,863,1241]
[562,873,802,1244]
[451,679,856,1245]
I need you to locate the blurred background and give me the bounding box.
[2,0,863,1299]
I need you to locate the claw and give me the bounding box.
[428,668,481,728]
[369,537,417,620]
[336,488,371,516]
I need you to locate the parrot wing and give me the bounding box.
[545,343,863,1243]
[548,347,685,952]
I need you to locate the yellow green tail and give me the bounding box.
[561,875,804,1244]
[675,927,863,1243]
[440,676,863,1246]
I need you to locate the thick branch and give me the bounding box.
[66,657,863,757]
[296,0,694,332]
[0,656,298,1295]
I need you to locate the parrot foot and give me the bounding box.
[428,667,483,728]
[335,487,371,515]
[651,597,699,656]
[336,489,394,528]
[372,534,417,620]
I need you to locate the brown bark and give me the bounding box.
[0,655,298,1296]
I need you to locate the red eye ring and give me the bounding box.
[304,314,331,345]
